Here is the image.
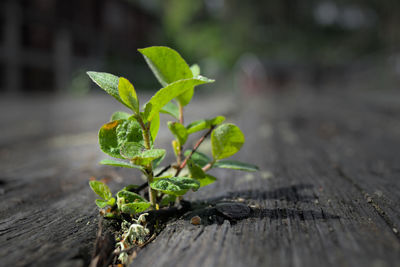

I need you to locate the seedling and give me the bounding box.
[87,46,258,262]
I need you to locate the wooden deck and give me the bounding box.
[0,88,399,267]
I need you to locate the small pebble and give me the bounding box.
[191,216,201,225]
[393,228,398,234]
[367,197,373,203]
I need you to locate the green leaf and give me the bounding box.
[190,64,201,76]
[122,185,139,192]
[107,197,116,206]
[188,160,205,179]
[117,190,147,207]
[120,202,152,214]
[160,102,180,120]
[152,151,166,169]
[138,46,193,87]
[184,150,211,167]
[98,119,144,159]
[198,174,217,187]
[150,112,160,142]
[117,190,150,214]
[99,159,143,170]
[87,71,125,106]
[150,177,200,196]
[214,160,259,172]
[211,123,245,160]
[144,77,214,121]
[95,199,108,208]
[89,180,112,200]
[110,111,131,121]
[172,140,180,157]
[186,116,225,135]
[160,194,176,206]
[118,77,139,113]
[168,121,188,145]
[121,142,166,166]
[176,88,194,106]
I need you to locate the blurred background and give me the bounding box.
[1,0,399,96]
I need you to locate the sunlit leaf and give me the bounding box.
[99,119,144,159]
[118,77,139,113]
[87,71,127,107]
[211,123,245,160]
[150,177,200,196]
[138,46,192,87]
[214,160,259,172]
[89,180,112,200]
[143,77,214,121]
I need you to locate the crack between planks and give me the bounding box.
[335,165,400,242]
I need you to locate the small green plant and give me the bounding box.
[87,46,258,224]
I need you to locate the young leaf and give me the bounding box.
[118,77,139,113]
[150,113,160,142]
[110,111,131,121]
[99,159,143,170]
[214,160,259,172]
[150,177,200,196]
[186,116,225,135]
[190,64,201,76]
[117,190,147,207]
[168,121,188,145]
[87,71,125,106]
[120,202,152,214]
[95,199,108,208]
[120,142,145,159]
[211,123,245,160]
[144,77,214,122]
[117,190,150,214]
[121,142,166,166]
[160,102,180,120]
[188,160,205,179]
[99,119,144,159]
[198,174,217,187]
[176,88,194,107]
[107,197,116,206]
[184,150,211,167]
[89,180,112,201]
[138,46,193,87]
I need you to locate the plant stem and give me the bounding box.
[175,126,215,176]
[178,103,184,124]
[202,160,215,172]
[137,116,157,208]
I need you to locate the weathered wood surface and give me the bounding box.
[0,88,400,267]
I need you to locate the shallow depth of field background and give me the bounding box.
[0,0,399,97]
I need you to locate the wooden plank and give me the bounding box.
[1,91,400,267]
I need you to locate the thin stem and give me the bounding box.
[178,103,184,124]
[175,126,215,176]
[136,115,156,208]
[202,160,215,172]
